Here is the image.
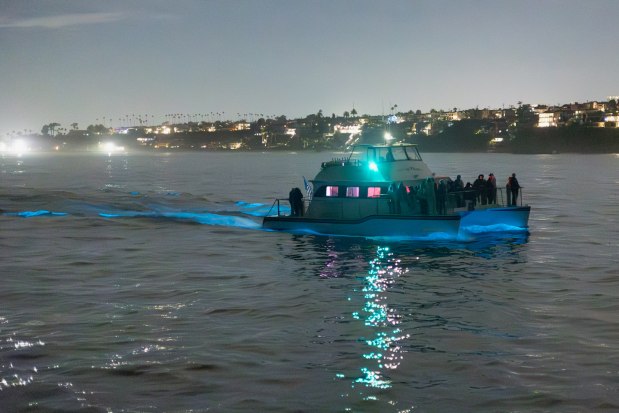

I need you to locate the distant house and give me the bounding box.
[538,110,561,127]
[537,107,573,127]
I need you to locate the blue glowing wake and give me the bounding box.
[461,223,528,234]
[4,210,69,218]
[99,210,260,229]
[1,197,528,240]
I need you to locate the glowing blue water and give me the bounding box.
[1,151,617,412]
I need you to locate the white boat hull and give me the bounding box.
[263,214,461,238]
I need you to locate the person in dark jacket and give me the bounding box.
[453,174,464,207]
[288,187,304,216]
[486,173,497,204]
[436,180,448,215]
[506,173,521,206]
[472,174,487,205]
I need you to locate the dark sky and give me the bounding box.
[2,0,618,135]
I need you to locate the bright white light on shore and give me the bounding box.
[13,139,28,154]
[384,132,393,142]
[1,139,30,155]
[99,142,125,154]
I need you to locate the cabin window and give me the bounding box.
[390,147,409,161]
[326,186,339,197]
[367,187,381,198]
[346,187,360,197]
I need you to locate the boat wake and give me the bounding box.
[0,196,270,231]
[2,210,69,218]
[461,223,529,234]
[1,196,528,241]
[98,210,261,229]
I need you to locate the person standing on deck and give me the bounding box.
[507,173,521,206]
[397,182,408,213]
[487,173,497,204]
[436,180,448,215]
[288,187,304,216]
[425,177,437,215]
[473,174,487,205]
[453,174,464,207]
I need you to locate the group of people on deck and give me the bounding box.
[388,172,522,216]
[388,177,448,216]
[465,172,520,207]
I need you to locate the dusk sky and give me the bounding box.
[2,0,618,136]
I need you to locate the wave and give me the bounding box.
[2,210,68,218]
[234,200,287,217]
[99,210,261,229]
[461,224,529,234]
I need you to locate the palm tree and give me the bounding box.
[48,123,60,137]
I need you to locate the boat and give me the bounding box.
[262,144,462,238]
[263,144,530,237]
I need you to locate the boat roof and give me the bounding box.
[312,143,431,185]
[357,143,417,147]
[351,143,418,152]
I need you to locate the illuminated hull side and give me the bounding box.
[262,214,461,239]
[458,206,531,230]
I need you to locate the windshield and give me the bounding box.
[348,145,422,163]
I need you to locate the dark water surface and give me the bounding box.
[1,151,618,412]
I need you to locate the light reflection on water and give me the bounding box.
[311,234,531,411]
[351,247,408,392]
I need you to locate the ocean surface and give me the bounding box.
[1,150,617,413]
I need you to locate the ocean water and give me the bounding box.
[1,151,618,413]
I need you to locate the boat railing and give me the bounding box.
[449,187,525,209]
[266,187,525,219]
[321,158,362,169]
[266,198,284,217]
[265,198,310,217]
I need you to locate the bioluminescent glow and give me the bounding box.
[3,210,69,217]
[235,200,275,217]
[461,223,527,233]
[99,210,261,229]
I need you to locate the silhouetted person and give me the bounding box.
[453,174,464,207]
[408,185,419,214]
[463,182,475,209]
[436,180,447,215]
[487,173,497,204]
[506,173,521,206]
[425,177,437,215]
[289,187,304,216]
[473,174,487,205]
[387,182,397,213]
